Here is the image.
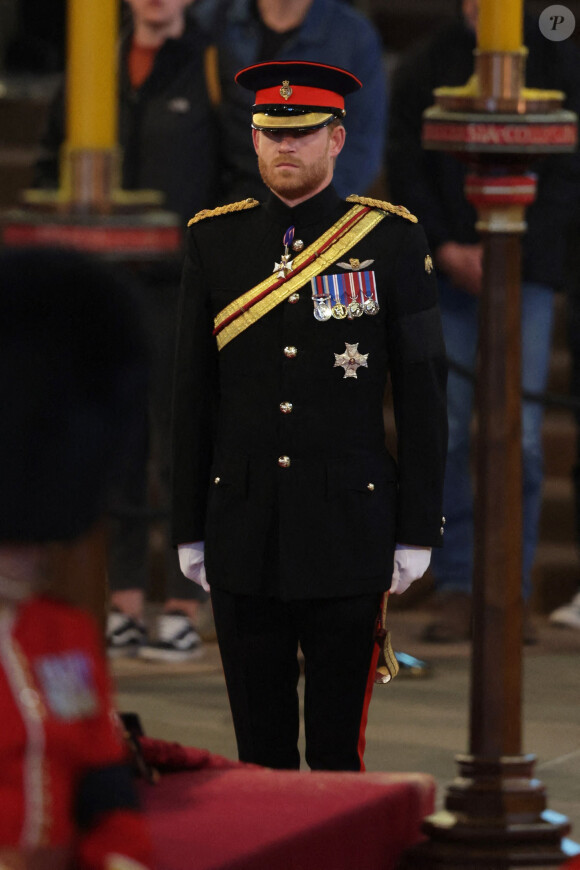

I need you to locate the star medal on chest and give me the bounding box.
[334,342,369,379]
[273,226,295,279]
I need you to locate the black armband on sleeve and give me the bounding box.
[394,306,446,363]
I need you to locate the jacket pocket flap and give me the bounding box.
[210,454,249,493]
[326,454,397,498]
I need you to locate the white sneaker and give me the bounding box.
[106,610,147,658]
[549,592,580,630]
[138,611,204,662]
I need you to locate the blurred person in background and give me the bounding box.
[34,0,223,661]
[387,0,580,643]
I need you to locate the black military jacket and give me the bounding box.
[172,184,447,600]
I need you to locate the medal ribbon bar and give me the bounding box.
[311,268,379,321]
[214,205,386,350]
[214,205,369,337]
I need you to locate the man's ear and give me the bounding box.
[252,128,261,155]
[328,123,346,159]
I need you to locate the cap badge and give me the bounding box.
[334,342,369,379]
[280,80,293,101]
[425,254,434,274]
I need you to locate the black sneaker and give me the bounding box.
[106,610,147,658]
[138,611,204,663]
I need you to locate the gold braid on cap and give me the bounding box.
[346,195,418,224]
[188,198,260,227]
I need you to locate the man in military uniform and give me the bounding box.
[172,60,447,771]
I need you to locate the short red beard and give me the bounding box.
[258,150,331,201]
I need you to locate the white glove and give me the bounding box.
[178,541,209,591]
[390,544,432,595]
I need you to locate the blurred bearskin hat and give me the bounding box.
[0,247,149,542]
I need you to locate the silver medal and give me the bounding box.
[314,300,332,321]
[363,297,379,315]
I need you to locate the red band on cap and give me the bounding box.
[255,84,345,111]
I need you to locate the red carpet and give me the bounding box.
[137,739,435,870]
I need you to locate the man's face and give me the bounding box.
[462,0,479,32]
[125,0,192,28]
[252,124,345,204]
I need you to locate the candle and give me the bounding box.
[478,0,523,52]
[66,0,118,150]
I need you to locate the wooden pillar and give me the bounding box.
[471,229,523,761]
[399,0,578,863]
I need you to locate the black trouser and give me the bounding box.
[211,588,382,771]
[107,274,207,603]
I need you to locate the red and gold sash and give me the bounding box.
[213,204,386,351]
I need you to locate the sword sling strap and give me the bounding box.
[375,592,399,684]
[213,204,386,351]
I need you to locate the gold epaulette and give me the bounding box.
[346,195,418,224]
[187,198,260,227]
